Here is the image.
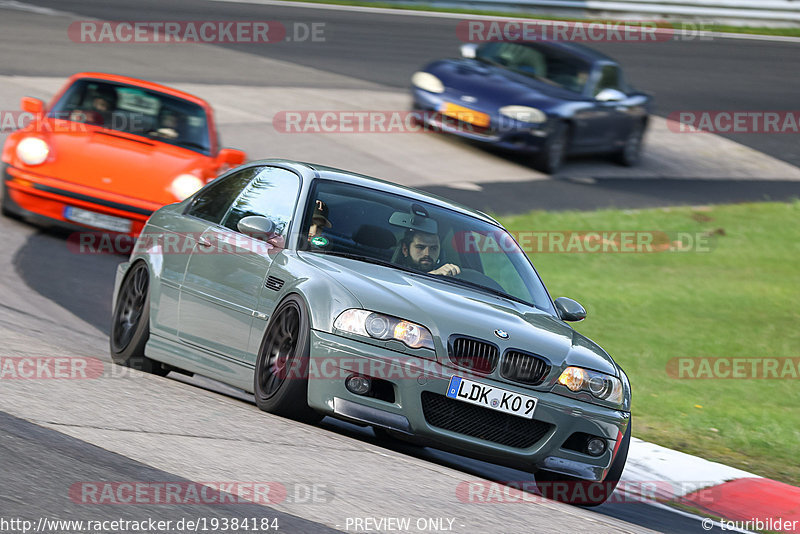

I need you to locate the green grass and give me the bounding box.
[279,0,800,38]
[497,201,800,486]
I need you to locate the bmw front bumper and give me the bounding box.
[307,329,630,482]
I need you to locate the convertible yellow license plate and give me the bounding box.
[439,103,490,128]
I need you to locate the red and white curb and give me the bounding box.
[620,438,800,532]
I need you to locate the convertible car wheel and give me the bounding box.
[613,121,645,166]
[110,262,168,376]
[254,295,322,423]
[533,122,568,174]
[535,419,631,506]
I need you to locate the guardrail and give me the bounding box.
[391,0,800,25]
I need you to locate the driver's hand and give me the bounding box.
[430,263,461,276]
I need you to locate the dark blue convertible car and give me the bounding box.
[411,40,651,173]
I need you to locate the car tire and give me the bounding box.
[253,294,322,424]
[613,121,645,166]
[533,122,569,174]
[535,419,631,507]
[109,261,169,376]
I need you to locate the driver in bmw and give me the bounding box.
[398,229,461,276]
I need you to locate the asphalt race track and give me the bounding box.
[2,0,799,533]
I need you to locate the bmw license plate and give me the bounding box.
[446,376,537,419]
[64,206,131,233]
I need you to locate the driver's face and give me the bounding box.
[406,233,440,272]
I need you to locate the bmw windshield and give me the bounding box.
[301,180,555,314]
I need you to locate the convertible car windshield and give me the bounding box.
[49,79,212,154]
[476,41,591,93]
[302,180,554,312]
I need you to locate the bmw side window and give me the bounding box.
[185,167,261,224]
[221,166,300,237]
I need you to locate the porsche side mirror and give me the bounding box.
[238,215,276,240]
[460,43,477,59]
[554,297,587,322]
[217,148,246,167]
[595,88,627,102]
[21,97,44,114]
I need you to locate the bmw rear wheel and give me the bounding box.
[110,261,168,376]
[535,419,631,506]
[254,295,322,423]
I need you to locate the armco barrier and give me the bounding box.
[379,0,800,25]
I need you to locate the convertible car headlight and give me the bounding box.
[557,366,624,406]
[411,71,445,94]
[16,137,50,165]
[499,105,547,124]
[334,309,435,351]
[169,174,204,201]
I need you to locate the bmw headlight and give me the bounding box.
[334,309,435,351]
[411,71,445,94]
[16,137,50,165]
[555,366,626,408]
[499,105,547,124]
[169,174,204,201]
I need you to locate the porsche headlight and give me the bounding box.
[169,174,204,201]
[499,105,547,124]
[411,71,445,94]
[16,137,50,165]
[334,309,435,351]
[556,366,624,406]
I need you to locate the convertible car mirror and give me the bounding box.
[460,43,477,59]
[595,88,627,102]
[554,297,587,322]
[21,96,44,114]
[237,215,276,240]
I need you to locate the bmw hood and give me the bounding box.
[302,253,617,376]
[424,58,577,110]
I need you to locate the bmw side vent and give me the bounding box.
[500,350,550,385]
[265,276,285,291]
[448,336,499,374]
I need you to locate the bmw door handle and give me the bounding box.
[197,237,213,248]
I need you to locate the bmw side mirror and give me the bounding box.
[238,215,276,240]
[595,88,627,102]
[554,297,587,322]
[460,43,477,59]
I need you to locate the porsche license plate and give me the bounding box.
[64,206,131,233]
[439,102,490,128]
[446,376,537,419]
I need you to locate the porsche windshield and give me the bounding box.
[302,180,554,312]
[49,79,212,154]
